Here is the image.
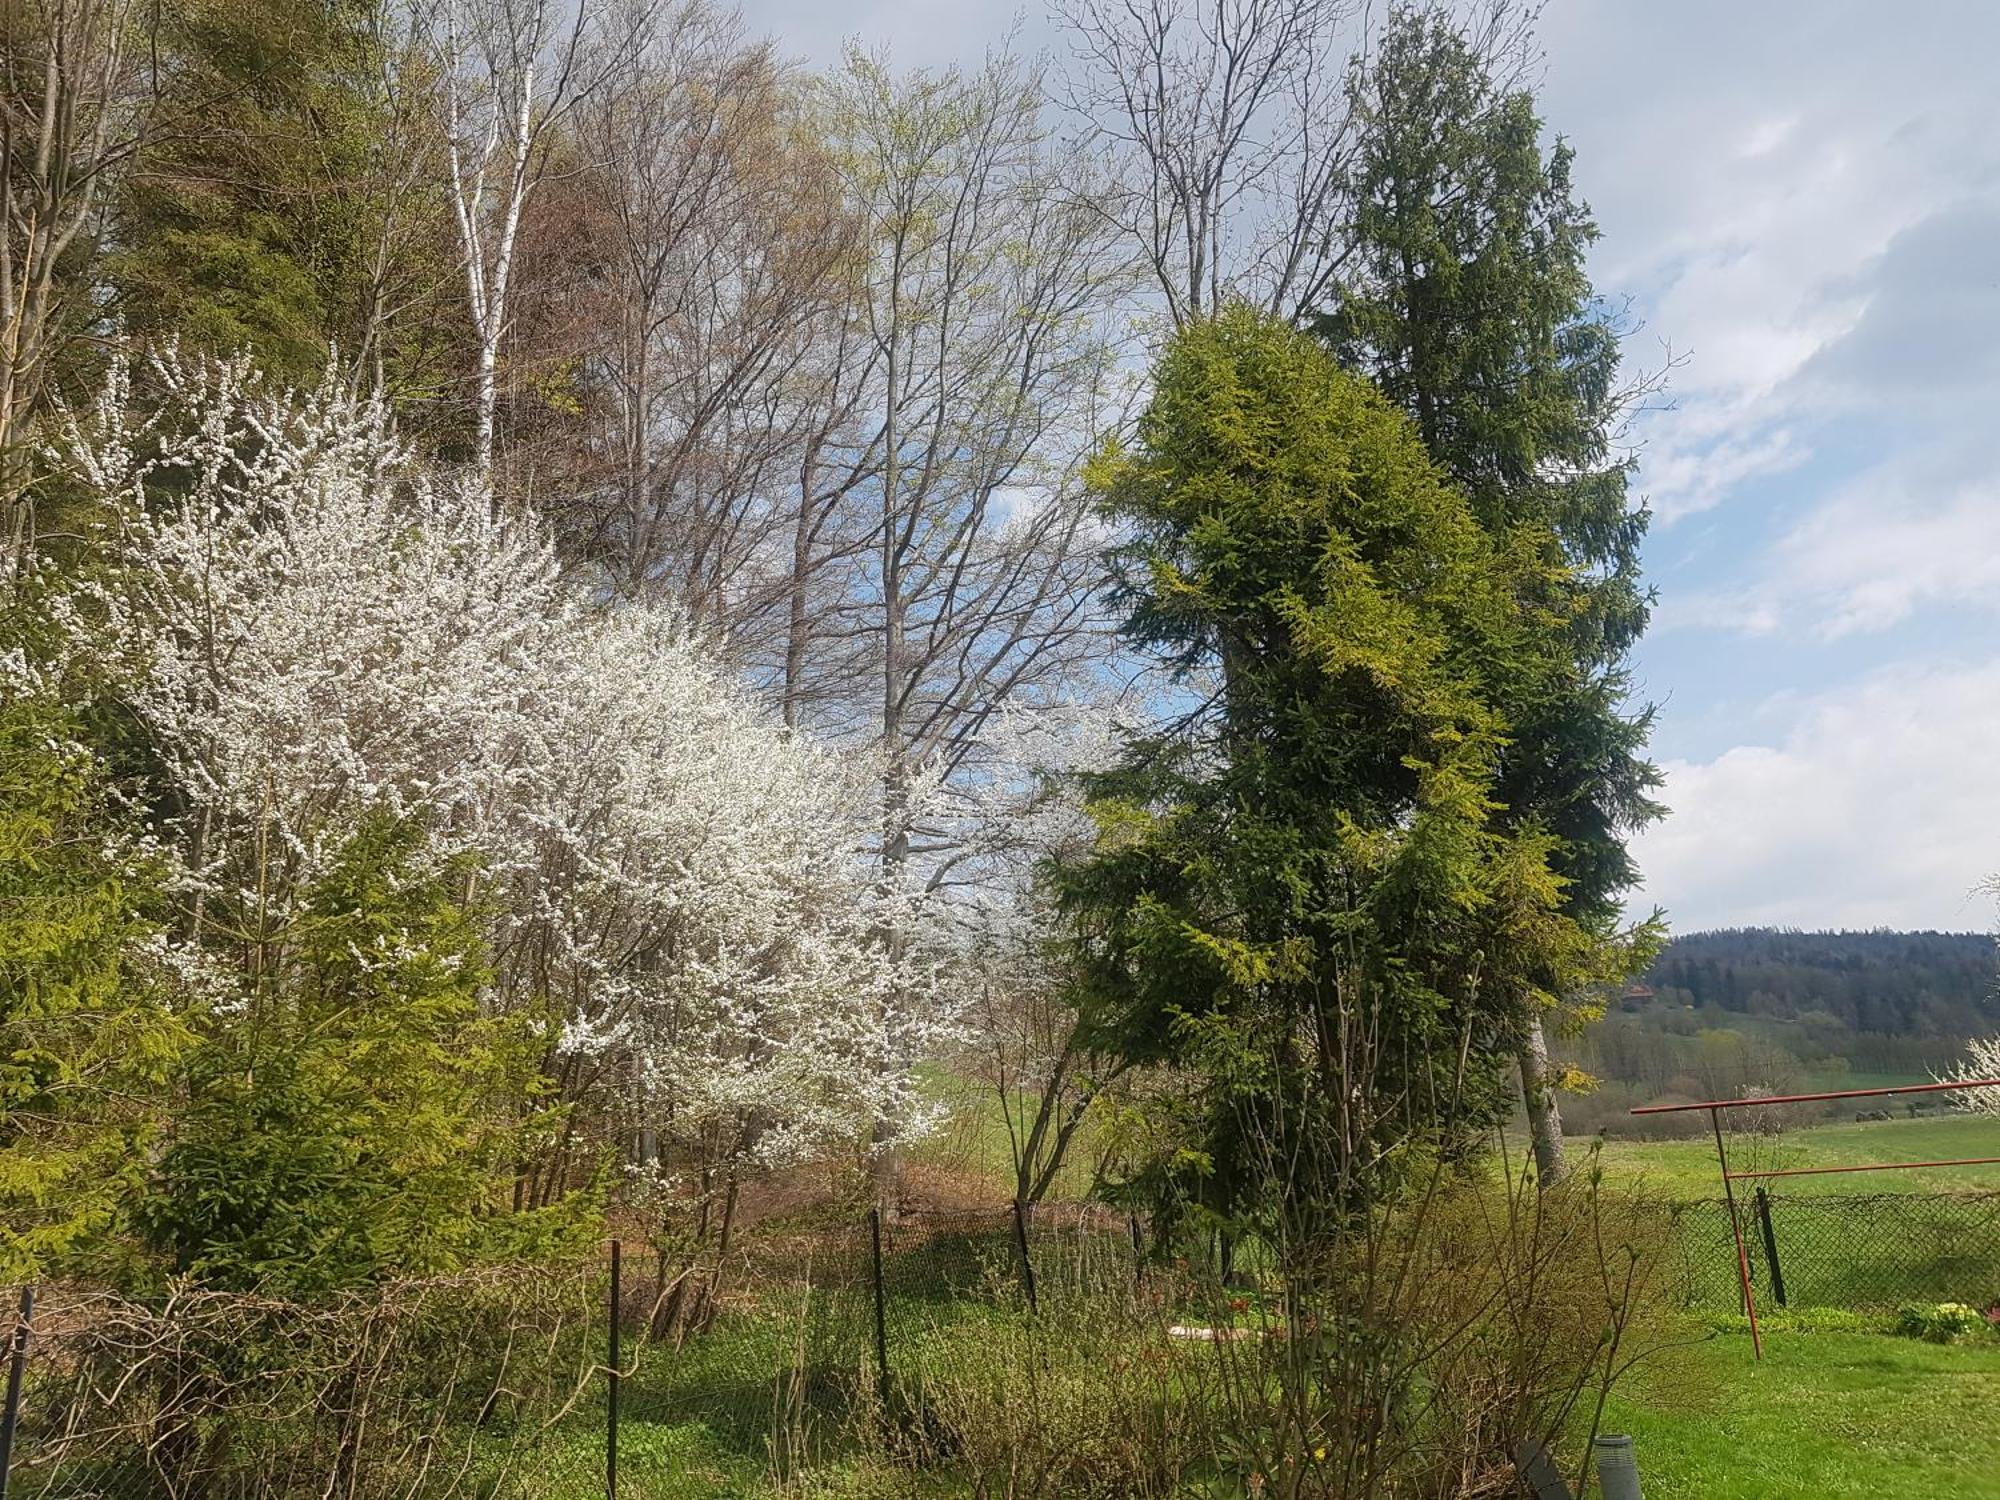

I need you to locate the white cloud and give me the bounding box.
[1657,444,2000,639]
[1630,660,2000,931]
[1538,2,2000,525]
[1775,476,2000,638]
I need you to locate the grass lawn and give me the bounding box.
[1608,1326,2000,1499]
[1577,1112,2000,1197]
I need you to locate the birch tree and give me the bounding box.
[426,0,645,503]
[0,0,148,576]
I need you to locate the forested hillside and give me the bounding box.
[1644,929,1997,1035]
[1560,928,2000,1134]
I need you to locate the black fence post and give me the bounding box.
[607,1241,620,1500]
[868,1208,890,1410]
[0,1287,35,1500]
[1754,1189,1787,1307]
[1010,1200,1039,1313]
[1129,1213,1145,1289]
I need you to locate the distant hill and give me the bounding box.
[1636,928,1999,1038]
[1557,928,2000,1136]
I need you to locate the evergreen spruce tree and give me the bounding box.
[1315,6,1664,1183]
[1060,307,1625,1240]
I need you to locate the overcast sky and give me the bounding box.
[740,0,2000,935]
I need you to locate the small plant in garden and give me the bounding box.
[1893,1302,1994,1343]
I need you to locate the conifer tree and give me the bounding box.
[0,691,189,1280]
[1316,6,1664,1182]
[1060,307,1622,1235]
[131,815,572,1293]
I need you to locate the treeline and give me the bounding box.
[5,0,1666,1311]
[1643,928,1998,1037]
[1556,929,2000,1136]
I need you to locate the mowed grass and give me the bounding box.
[1606,1327,2000,1500]
[1578,1112,2000,1197]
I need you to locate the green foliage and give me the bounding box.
[1704,1306,1879,1336]
[0,693,190,1280]
[1895,1302,1996,1344]
[132,815,590,1293]
[1317,5,1660,958]
[1063,307,1622,1228]
[111,0,453,393]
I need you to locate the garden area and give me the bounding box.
[13,1105,2000,1499]
[7,0,2000,1496]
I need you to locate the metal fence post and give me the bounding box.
[868,1208,890,1410]
[0,1287,35,1500]
[1128,1213,1144,1289]
[1010,1200,1038,1313]
[607,1241,620,1500]
[1754,1188,1788,1307]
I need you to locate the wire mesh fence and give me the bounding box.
[605,1203,1145,1494]
[0,1266,608,1500]
[1667,1189,2000,1311]
[7,1190,1997,1496]
[0,1204,1144,1500]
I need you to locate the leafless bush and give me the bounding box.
[11,1264,603,1499]
[1177,1165,1691,1500]
[856,1273,1194,1500]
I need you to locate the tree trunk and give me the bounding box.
[1518,1014,1568,1187]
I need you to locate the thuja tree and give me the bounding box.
[131,815,572,1294]
[1318,4,1663,1182]
[1059,307,1623,1241]
[0,683,190,1281]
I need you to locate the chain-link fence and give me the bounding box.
[1668,1189,2000,1311]
[0,1204,1144,1500]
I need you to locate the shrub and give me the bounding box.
[872,1276,1199,1499]
[1171,1168,1691,1499]
[13,1266,605,1499]
[1894,1302,1993,1344]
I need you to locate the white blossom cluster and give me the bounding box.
[1941,1034,2000,1119]
[53,350,946,1175]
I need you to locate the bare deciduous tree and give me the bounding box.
[803,49,1139,1193]
[1053,0,1362,329]
[567,4,862,636]
[1,0,147,574]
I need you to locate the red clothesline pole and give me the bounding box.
[1708,1106,1763,1360]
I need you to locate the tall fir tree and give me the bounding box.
[1315,5,1664,1182]
[110,0,455,396]
[1059,307,1625,1240]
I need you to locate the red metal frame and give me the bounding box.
[1628,1076,2000,1360]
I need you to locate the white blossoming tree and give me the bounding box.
[1941,1035,2000,1118]
[53,351,945,1267]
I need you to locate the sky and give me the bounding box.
[740,0,2000,935]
